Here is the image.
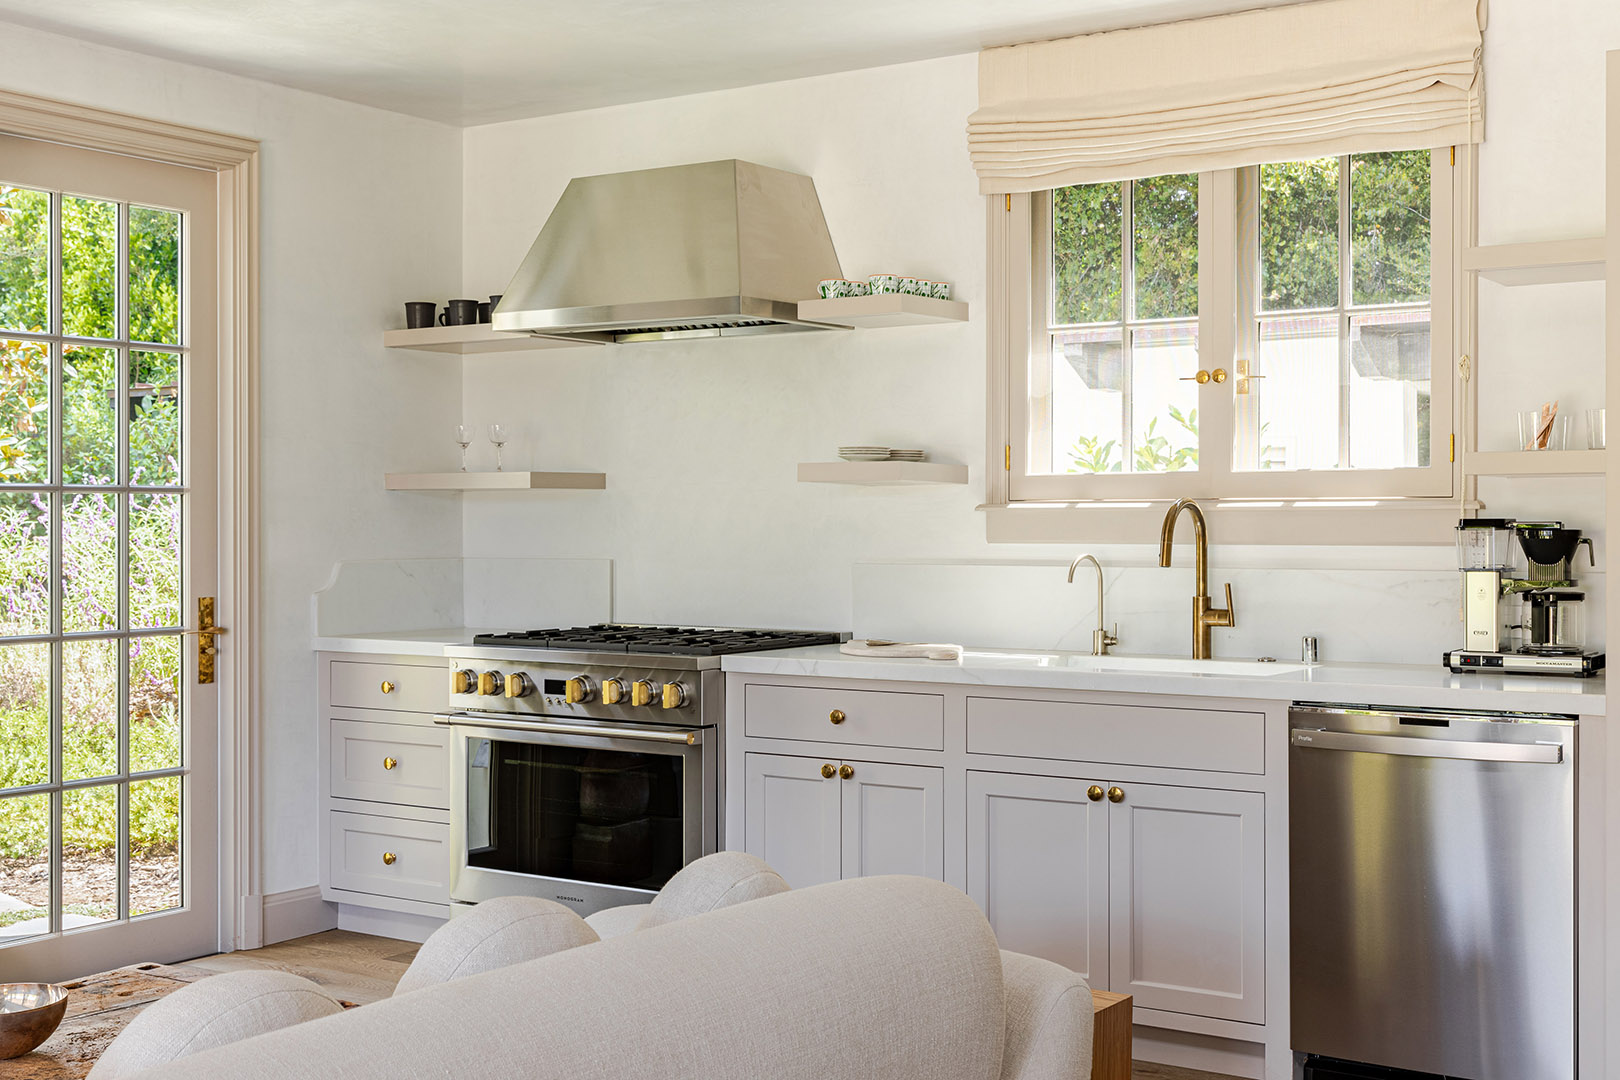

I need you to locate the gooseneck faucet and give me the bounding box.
[1067,554,1119,656]
[1158,498,1235,660]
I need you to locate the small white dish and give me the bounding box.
[839,449,892,461]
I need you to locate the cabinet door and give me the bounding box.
[1109,782,1265,1022]
[966,771,1110,986]
[743,753,843,890]
[839,760,944,882]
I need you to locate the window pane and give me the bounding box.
[62,782,119,927]
[1133,174,1199,320]
[1129,324,1200,472]
[1351,151,1430,306]
[130,634,181,774]
[131,351,181,486]
[64,636,119,782]
[130,493,182,630]
[1260,158,1339,311]
[0,491,49,637]
[62,492,118,632]
[0,642,49,791]
[131,775,180,915]
[129,206,181,346]
[62,196,117,340]
[1052,183,1122,324]
[1349,310,1431,468]
[0,337,49,484]
[1048,328,1124,474]
[0,185,49,334]
[63,344,117,486]
[1247,314,1341,471]
[0,792,49,942]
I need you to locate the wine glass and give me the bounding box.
[488,423,508,472]
[454,424,473,472]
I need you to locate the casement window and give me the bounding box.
[1003,150,1456,505]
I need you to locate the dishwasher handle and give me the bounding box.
[1291,728,1563,764]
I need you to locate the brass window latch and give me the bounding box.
[178,597,229,684]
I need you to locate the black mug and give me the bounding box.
[441,299,479,326]
[404,301,436,329]
[477,302,492,323]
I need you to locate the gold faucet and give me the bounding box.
[1158,497,1235,660]
[1067,553,1119,656]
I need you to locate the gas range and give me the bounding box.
[473,624,846,657]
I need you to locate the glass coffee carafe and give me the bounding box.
[1512,523,1595,654]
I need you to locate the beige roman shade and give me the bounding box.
[968,0,1485,193]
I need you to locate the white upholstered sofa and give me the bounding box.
[114,872,1094,1079]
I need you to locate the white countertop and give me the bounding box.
[312,628,492,657]
[719,645,1608,717]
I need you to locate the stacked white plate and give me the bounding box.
[838,446,891,461]
[888,449,927,461]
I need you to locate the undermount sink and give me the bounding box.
[1059,654,1306,677]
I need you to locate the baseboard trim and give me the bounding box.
[336,903,447,944]
[262,885,338,944]
[1133,1026,1265,1079]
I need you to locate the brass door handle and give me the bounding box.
[1087,785,1104,802]
[383,757,397,771]
[382,852,397,865]
[1179,368,1228,385]
[1107,786,1125,803]
[380,680,395,695]
[821,763,836,779]
[838,764,854,780]
[829,709,846,725]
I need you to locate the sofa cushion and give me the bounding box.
[638,850,791,931]
[997,950,1095,1080]
[87,970,343,1079]
[394,895,598,995]
[582,902,652,940]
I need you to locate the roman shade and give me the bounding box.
[967,0,1485,193]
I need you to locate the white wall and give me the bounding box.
[0,23,465,895]
[459,1,1618,662]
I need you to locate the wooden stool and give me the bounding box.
[1090,990,1132,1080]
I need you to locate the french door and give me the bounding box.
[0,132,220,980]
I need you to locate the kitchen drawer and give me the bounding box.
[327,811,450,905]
[967,696,1265,775]
[329,718,450,809]
[744,683,943,751]
[329,659,443,714]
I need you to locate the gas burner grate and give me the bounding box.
[472,624,845,657]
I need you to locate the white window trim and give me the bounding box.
[985,150,1470,544]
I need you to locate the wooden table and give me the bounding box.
[1091,990,1133,1080]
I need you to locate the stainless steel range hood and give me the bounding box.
[493,159,846,344]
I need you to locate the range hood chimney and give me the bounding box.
[492,159,846,343]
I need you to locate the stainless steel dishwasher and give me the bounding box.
[1289,704,1576,1080]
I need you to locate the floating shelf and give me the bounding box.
[797,461,968,486]
[386,471,607,491]
[1464,449,1605,477]
[797,294,969,328]
[382,325,596,355]
[1462,238,1606,286]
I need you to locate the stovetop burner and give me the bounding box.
[471,623,846,657]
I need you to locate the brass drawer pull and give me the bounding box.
[821,763,836,779]
[829,709,846,725]
[838,764,854,780]
[1087,785,1104,802]
[382,851,397,866]
[1107,786,1125,804]
[383,757,397,771]
[380,680,396,695]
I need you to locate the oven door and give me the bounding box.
[438,712,714,914]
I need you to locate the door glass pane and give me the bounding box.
[130,635,181,773]
[0,643,49,790]
[62,195,117,341]
[130,351,181,486]
[1260,158,1339,311]
[1050,328,1124,474]
[63,637,119,782]
[130,493,182,630]
[0,337,49,484]
[0,185,49,334]
[129,207,180,346]
[0,792,49,941]
[131,775,180,915]
[0,491,49,637]
[62,492,118,633]
[1052,183,1122,324]
[1130,325,1200,473]
[62,782,119,928]
[63,344,117,486]
[1251,314,1341,471]
[1350,311,1432,469]
[1351,151,1430,306]
[1133,174,1198,320]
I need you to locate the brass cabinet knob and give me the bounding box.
[829,709,846,725]
[383,757,397,771]
[382,851,397,866]
[450,669,475,695]
[630,680,655,707]
[662,682,686,710]
[821,763,836,779]
[602,678,626,705]
[1087,785,1104,802]
[565,676,594,704]
[1107,786,1125,803]
[477,671,502,696]
[504,672,533,699]
[379,680,395,695]
[839,764,854,780]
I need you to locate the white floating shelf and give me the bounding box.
[386,471,607,491]
[797,461,968,486]
[1462,238,1606,286]
[797,294,969,328]
[382,325,597,355]
[1464,449,1605,477]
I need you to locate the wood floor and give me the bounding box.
[185,931,1241,1079]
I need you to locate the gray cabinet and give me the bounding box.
[743,753,843,889]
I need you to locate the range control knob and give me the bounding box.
[477,670,503,697]
[565,676,595,704]
[602,678,627,705]
[504,672,534,699]
[450,668,477,695]
[630,680,656,707]
[661,682,687,710]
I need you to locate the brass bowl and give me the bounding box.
[0,983,69,1059]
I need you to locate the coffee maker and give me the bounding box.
[1446,518,1605,676]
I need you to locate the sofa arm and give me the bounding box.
[998,950,1095,1080]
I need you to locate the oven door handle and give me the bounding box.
[434,712,702,746]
